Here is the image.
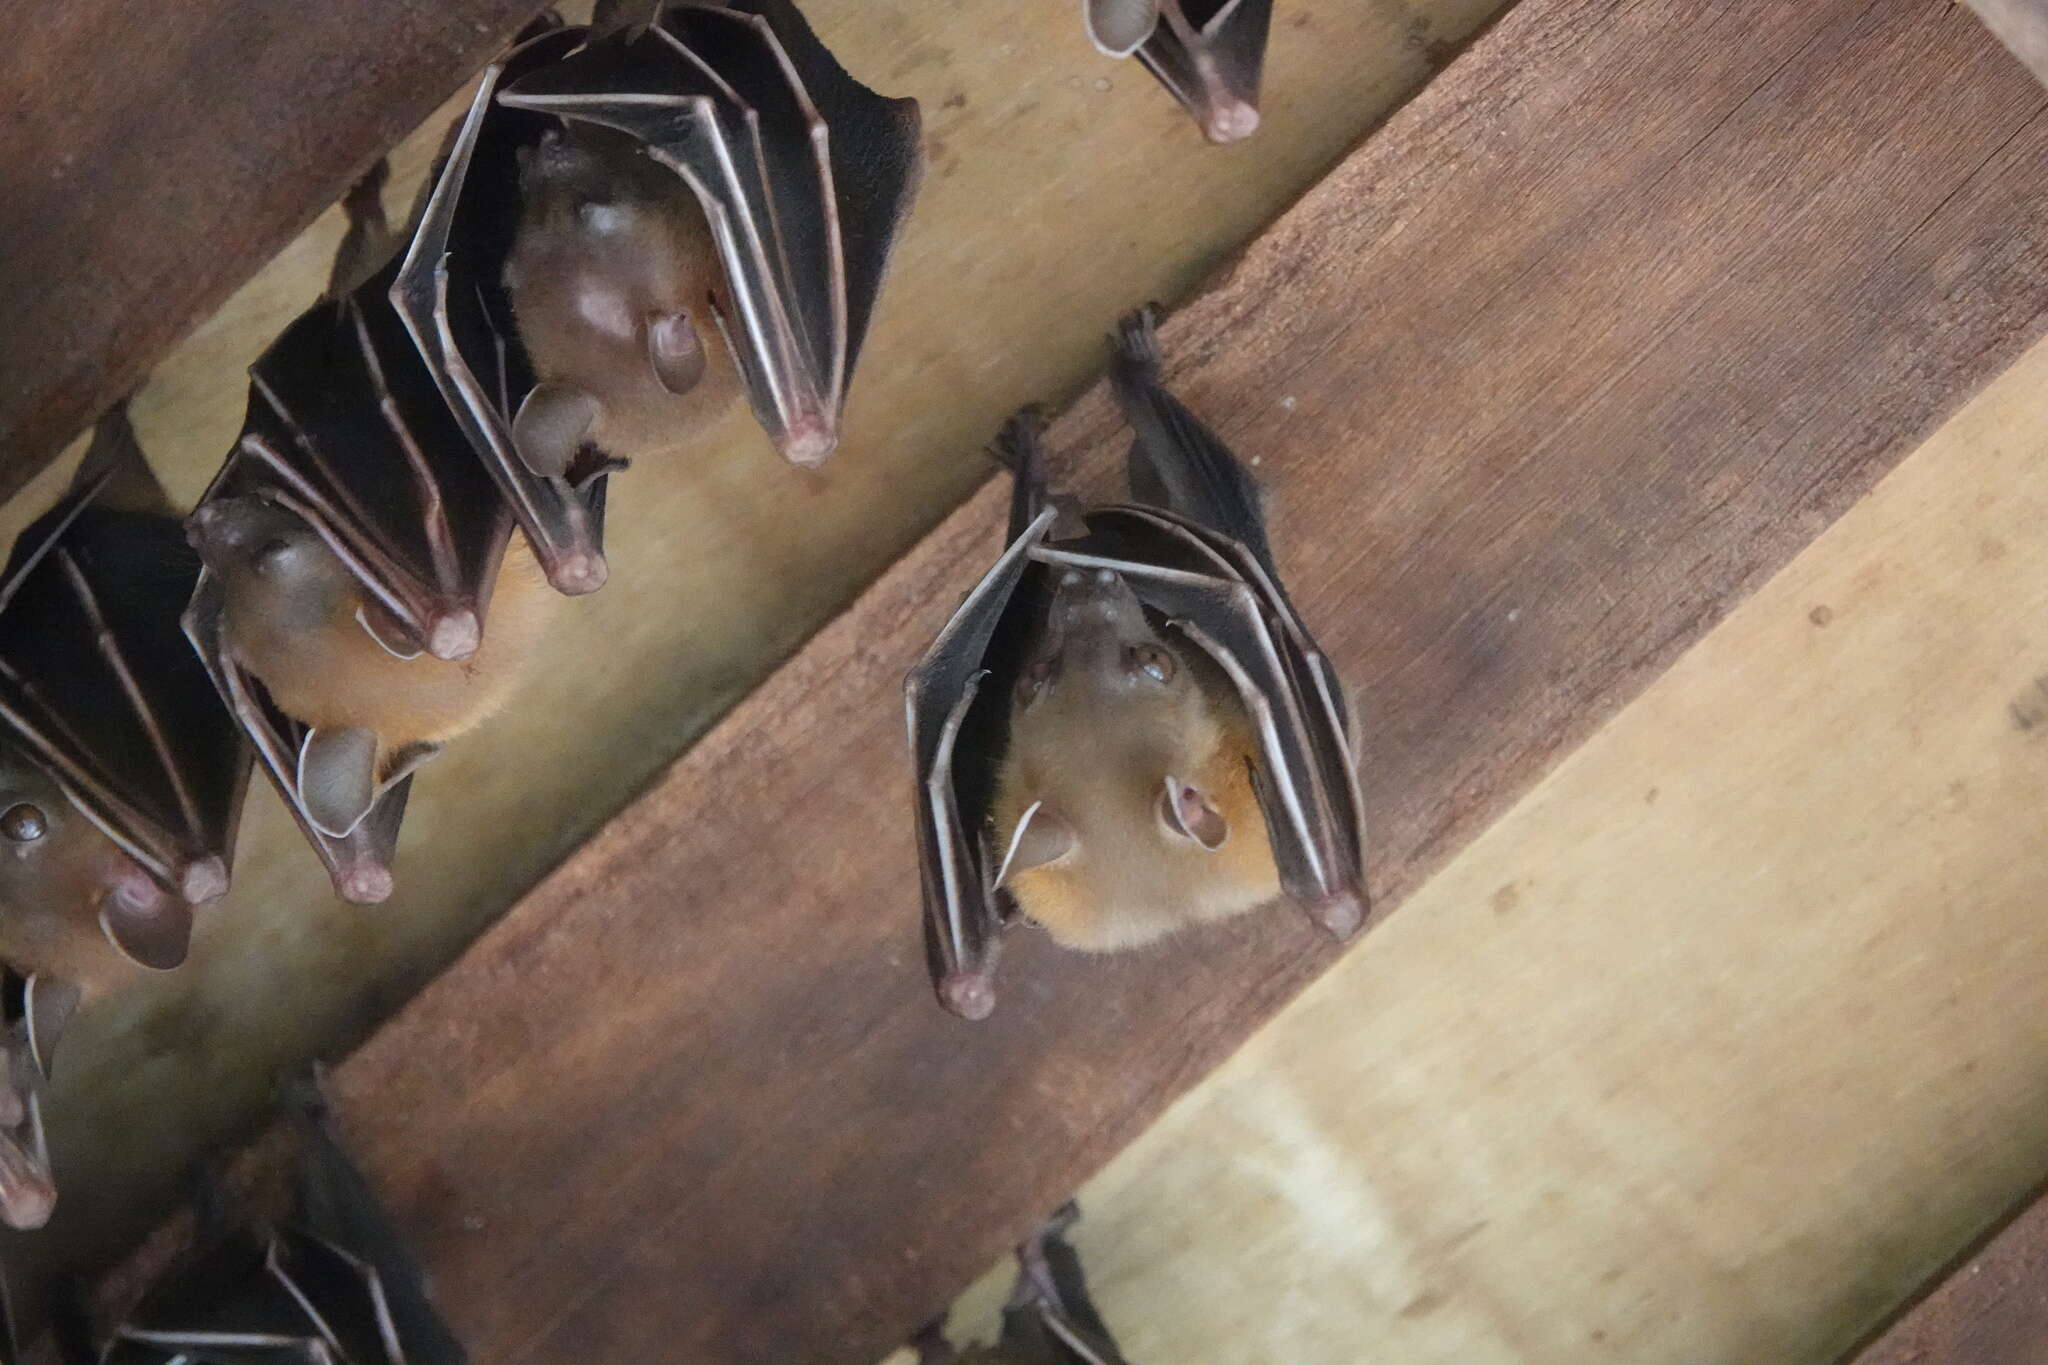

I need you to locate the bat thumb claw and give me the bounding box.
[1202,99,1260,144]
[179,855,231,905]
[336,863,395,905]
[1308,889,1367,940]
[939,971,996,1021]
[778,416,838,468]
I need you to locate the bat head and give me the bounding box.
[505,123,723,415]
[0,743,190,975]
[1004,566,1234,873]
[187,496,358,639]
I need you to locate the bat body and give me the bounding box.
[0,409,248,1226]
[501,122,742,472]
[103,1077,466,1365]
[189,165,550,902]
[1083,0,1272,144]
[990,569,1279,951]
[907,308,1364,1019]
[401,0,921,517]
[911,1204,1132,1365]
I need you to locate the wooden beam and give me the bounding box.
[0,0,548,504]
[268,0,2048,1360]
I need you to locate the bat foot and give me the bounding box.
[426,609,481,662]
[1307,888,1366,940]
[1202,98,1260,144]
[0,1136,56,1230]
[938,970,996,1021]
[179,854,231,905]
[336,863,394,905]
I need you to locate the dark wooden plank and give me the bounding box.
[1851,1179,2048,1364]
[300,0,2048,1360]
[0,0,546,502]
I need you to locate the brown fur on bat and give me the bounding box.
[99,1072,466,1365]
[0,406,250,1227]
[186,163,557,904]
[396,0,922,533]
[909,1204,1134,1365]
[1083,0,1271,143]
[907,307,1365,1019]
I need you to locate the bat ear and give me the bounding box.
[298,727,381,840]
[995,801,1077,886]
[99,885,193,972]
[512,381,602,479]
[648,311,708,396]
[1085,0,1161,57]
[1160,776,1228,851]
[355,601,423,660]
[22,976,80,1080]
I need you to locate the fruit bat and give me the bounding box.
[396,0,922,536]
[908,1204,1133,1365]
[0,407,250,1226]
[102,1075,466,1365]
[1082,0,1271,143]
[906,307,1364,1020]
[186,166,558,904]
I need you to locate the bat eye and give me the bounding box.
[0,804,46,844]
[1130,644,1177,685]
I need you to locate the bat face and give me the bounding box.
[1083,0,1272,144]
[908,309,1364,1017]
[502,122,740,473]
[0,744,190,982]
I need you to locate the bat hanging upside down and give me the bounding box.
[186,498,554,845]
[500,121,742,476]
[908,1203,1134,1365]
[908,306,1366,1018]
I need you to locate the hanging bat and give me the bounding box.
[908,1203,1133,1365]
[907,306,1364,1020]
[0,407,250,1227]
[102,1073,467,1365]
[394,0,922,545]
[186,164,558,904]
[1082,0,1271,144]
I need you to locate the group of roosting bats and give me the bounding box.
[0,2,1354,1360]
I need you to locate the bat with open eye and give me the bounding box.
[1082,0,1271,144]
[102,1074,466,1365]
[394,0,922,533]
[0,406,250,1227]
[908,1203,1134,1365]
[907,305,1364,1019]
[185,164,559,904]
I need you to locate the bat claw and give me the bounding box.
[939,970,996,1021]
[1202,99,1260,144]
[544,546,610,596]
[778,415,838,469]
[336,863,394,906]
[1308,888,1366,940]
[179,854,231,905]
[426,609,481,662]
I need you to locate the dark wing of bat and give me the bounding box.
[906,506,1060,1020]
[498,0,923,467]
[995,1203,1133,1365]
[394,24,611,597]
[0,409,249,930]
[1088,0,1270,144]
[184,270,497,904]
[104,1084,464,1364]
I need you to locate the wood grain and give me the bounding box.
[1968,0,2048,88]
[0,0,548,504]
[281,0,2048,1360]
